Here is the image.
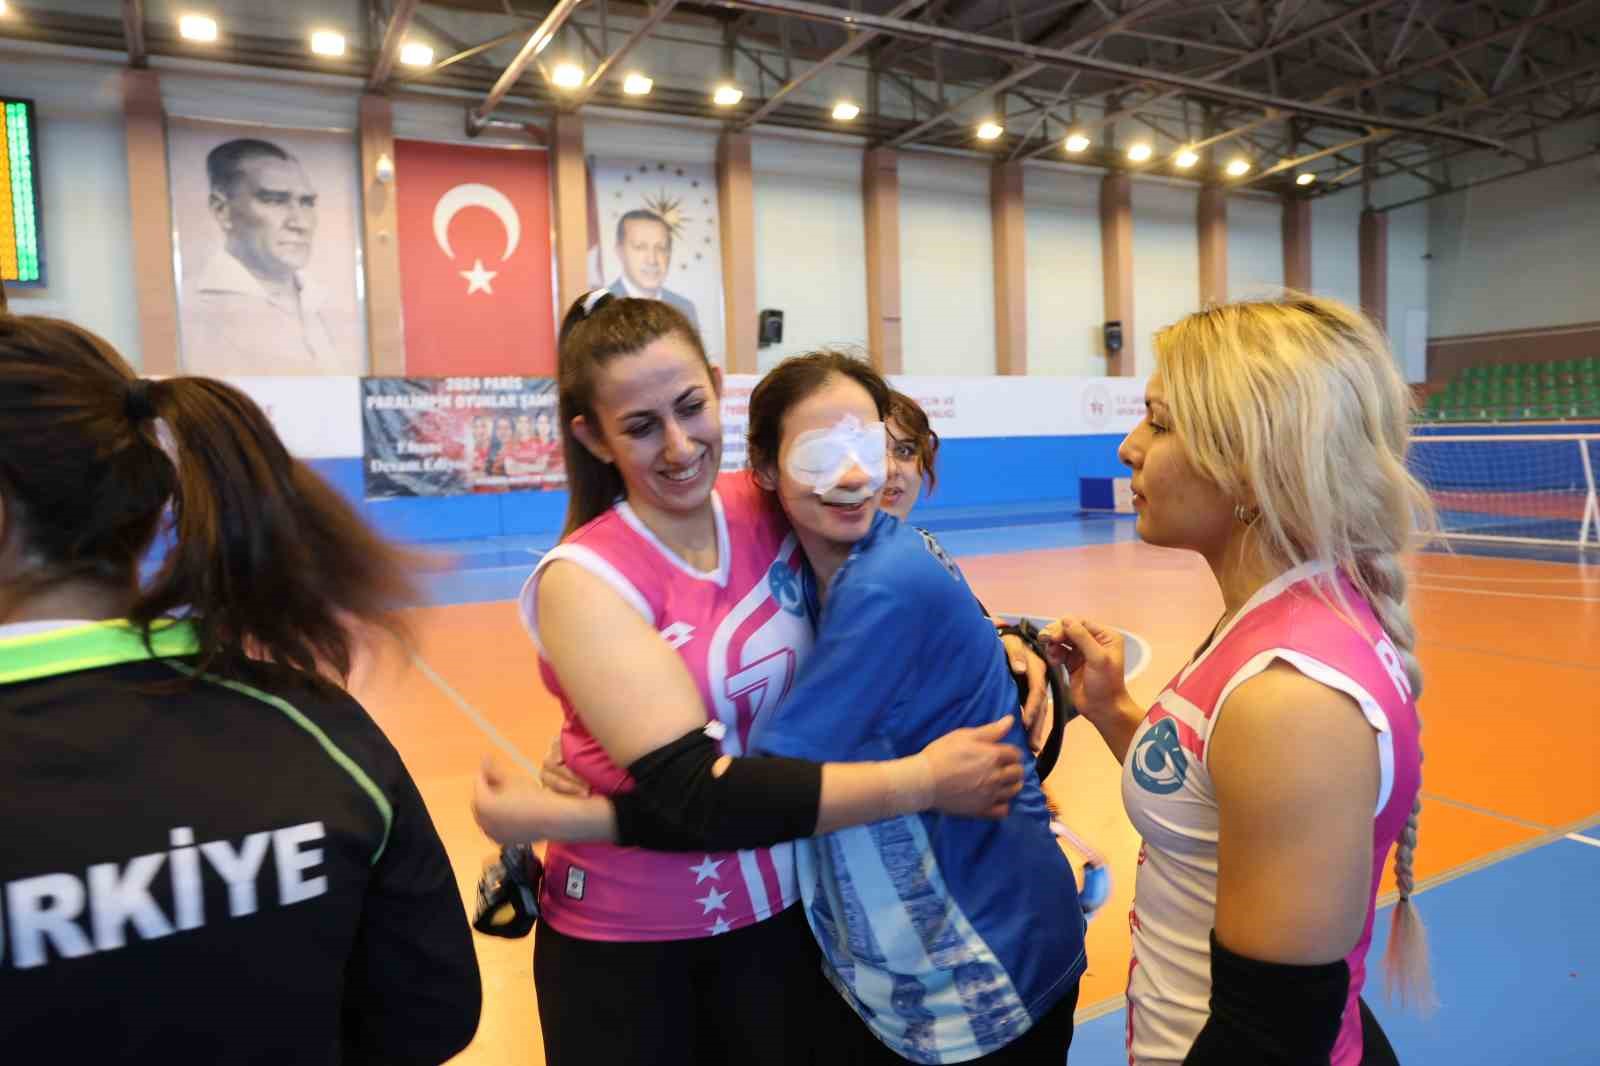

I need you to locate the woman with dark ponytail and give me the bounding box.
[471,292,1027,1066]
[0,313,481,1063]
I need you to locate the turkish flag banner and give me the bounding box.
[395,139,556,376]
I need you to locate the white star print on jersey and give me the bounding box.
[690,856,724,884]
[696,887,730,914]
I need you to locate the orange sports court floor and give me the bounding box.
[353,517,1600,1065]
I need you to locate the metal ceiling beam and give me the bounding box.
[1020,0,1399,159]
[1376,135,1599,211]
[470,0,587,132]
[368,0,423,89]
[395,26,530,82]
[1493,0,1551,92]
[879,0,1176,148]
[1161,0,1598,162]
[737,0,928,129]
[1238,130,1392,185]
[1333,0,1597,103]
[568,0,681,108]
[706,0,1502,146]
[122,0,146,68]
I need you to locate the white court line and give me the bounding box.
[1565,832,1600,849]
[1412,582,1600,603]
[1410,569,1598,585]
[410,651,542,777]
[1422,791,1552,833]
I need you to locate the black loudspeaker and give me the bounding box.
[1103,320,1123,354]
[759,309,784,347]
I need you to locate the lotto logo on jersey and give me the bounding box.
[659,622,696,649]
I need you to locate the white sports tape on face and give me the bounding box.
[785,415,887,499]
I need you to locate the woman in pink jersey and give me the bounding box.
[473,292,1025,1066]
[1040,296,1434,1066]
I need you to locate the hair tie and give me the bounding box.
[124,378,157,423]
[580,289,614,318]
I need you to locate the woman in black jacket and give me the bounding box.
[0,311,481,1064]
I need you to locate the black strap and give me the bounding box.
[996,617,1073,780]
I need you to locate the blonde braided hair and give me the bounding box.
[1156,293,1438,1012]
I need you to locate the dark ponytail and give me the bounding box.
[555,292,711,537]
[0,313,416,682]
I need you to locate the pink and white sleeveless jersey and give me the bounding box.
[519,471,813,942]
[1121,561,1422,1066]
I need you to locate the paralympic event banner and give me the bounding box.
[362,376,564,499]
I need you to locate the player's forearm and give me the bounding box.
[504,793,619,844]
[813,757,934,834]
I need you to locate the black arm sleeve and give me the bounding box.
[1182,930,1350,1066]
[341,764,483,1065]
[611,727,824,852]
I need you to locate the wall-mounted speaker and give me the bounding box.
[759,309,784,347]
[1103,320,1123,354]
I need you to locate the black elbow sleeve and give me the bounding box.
[610,728,823,852]
[1182,930,1350,1066]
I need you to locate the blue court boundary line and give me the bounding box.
[1070,804,1600,1026]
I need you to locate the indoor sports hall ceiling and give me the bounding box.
[3,0,1598,204]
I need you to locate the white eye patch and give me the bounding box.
[785,415,887,500]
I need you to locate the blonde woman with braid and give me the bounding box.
[1040,295,1433,1066]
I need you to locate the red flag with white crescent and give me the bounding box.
[395,139,556,376]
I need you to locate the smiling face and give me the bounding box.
[1118,369,1234,556]
[572,333,722,524]
[764,374,884,556]
[880,416,924,519]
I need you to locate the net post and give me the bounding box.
[1580,438,1598,548]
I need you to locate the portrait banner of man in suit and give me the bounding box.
[589,156,725,364]
[167,118,367,376]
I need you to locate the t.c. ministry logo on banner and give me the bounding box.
[1081,384,1113,428]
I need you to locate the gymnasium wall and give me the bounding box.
[0,45,1429,380]
[1427,118,1600,340]
[1,41,1449,546]
[752,134,869,369]
[0,51,141,362]
[1023,165,1103,377]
